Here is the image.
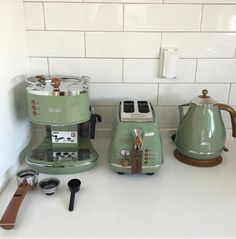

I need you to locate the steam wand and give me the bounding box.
[90,114,102,139]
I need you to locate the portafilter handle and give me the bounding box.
[0,169,38,230]
[0,183,33,230]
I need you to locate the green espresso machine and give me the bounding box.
[26,75,101,174]
[109,100,163,175]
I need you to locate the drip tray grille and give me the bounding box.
[31,148,90,162]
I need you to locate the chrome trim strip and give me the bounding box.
[110,162,161,169]
[26,159,94,168]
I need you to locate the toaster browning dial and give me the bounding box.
[120,149,131,157]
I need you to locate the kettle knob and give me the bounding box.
[199,89,210,98]
[202,89,208,96]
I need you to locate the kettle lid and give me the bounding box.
[191,89,217,105]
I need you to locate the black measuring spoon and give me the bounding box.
[68,179,81,211]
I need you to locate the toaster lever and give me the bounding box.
[133,128,143,151]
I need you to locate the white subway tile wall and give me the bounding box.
[124,4,202,31]
[44,3,123,31]
[24,3,44,30]
[229,84,236,106]
[86,32,161,58]
[196,59,236,83]
[29,58,49,76]
[162,33,236,58]
[158,84,230,106]
[27,31,85,57]
[165,0,236,3]
[124,59,197,83]
[24,0,236,129]
[49,58,122,82]
[90,83,158,105]
[25,0,83,1]
[202,5,236,32]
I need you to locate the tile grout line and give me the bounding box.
[23,1,236,5]
[157,83,160,106]
[194,58,198,83]
[84,32,87,58]
[47,57,51,77]
[160,31,163,48]
[26,29,236,33]
[27,56,234,60]
[227,83,232,104]
[42,2,46,30]
[199,4,204,31]
[89,82,234,85]
[123,4,125,32]
[122,59,124,83]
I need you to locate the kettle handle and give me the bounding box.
[218,103,236,138]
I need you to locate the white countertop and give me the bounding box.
[1,130,236,238]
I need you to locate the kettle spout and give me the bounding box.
[179,103,190,122]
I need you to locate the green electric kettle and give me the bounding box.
[174,89,236,167]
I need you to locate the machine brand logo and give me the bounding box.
[48,107,62,113]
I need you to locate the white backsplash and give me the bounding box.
[23,0,236,130]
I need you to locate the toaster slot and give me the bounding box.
[138,101,150,113]
[123,101,134,113]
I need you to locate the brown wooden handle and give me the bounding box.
[218,103,236,138]
[0,183,32,230]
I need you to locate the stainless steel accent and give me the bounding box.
[111,162,161,169]
[144,132,155,137]
[39,178,60,195]
[16,168,38,186]
[26,76,90,96]
[26,159,95,168]
[120,100,153,122]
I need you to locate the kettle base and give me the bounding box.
[174,149,222,167]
